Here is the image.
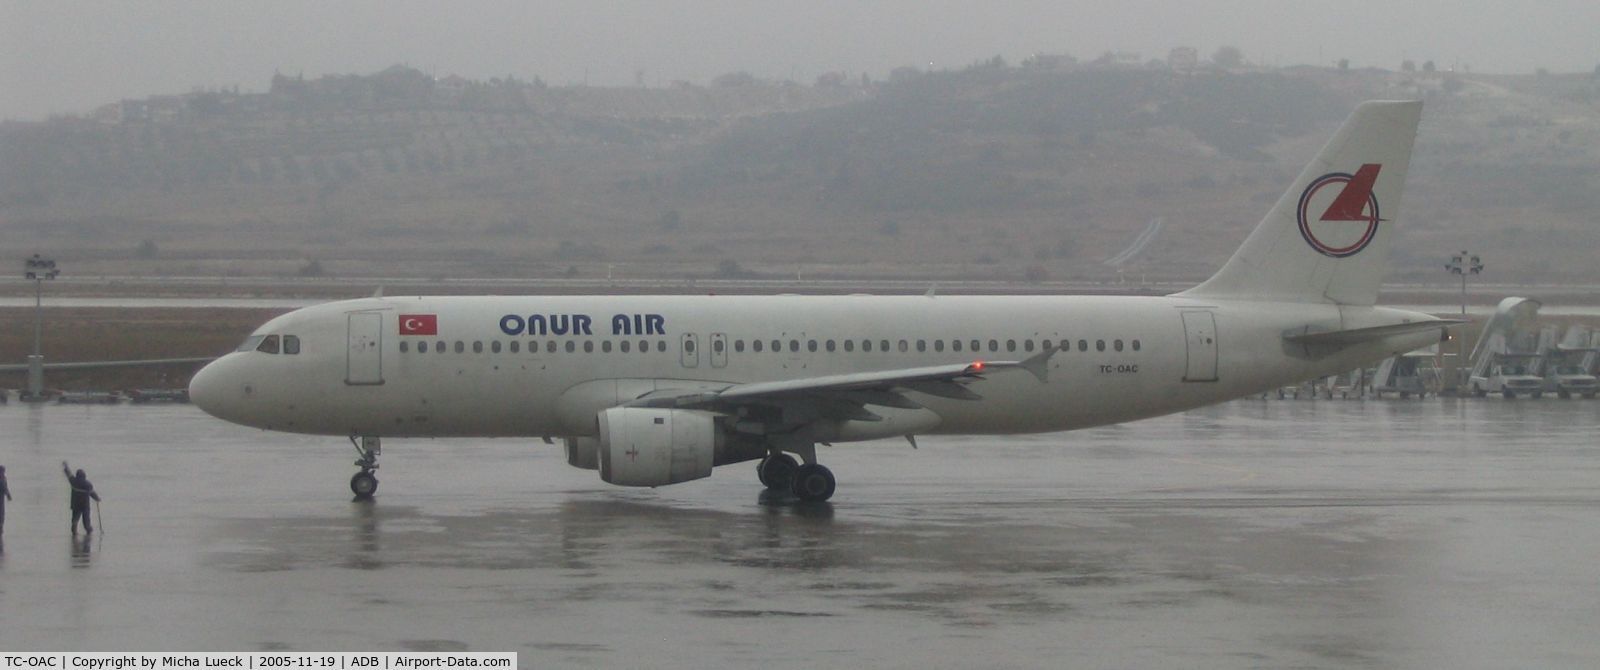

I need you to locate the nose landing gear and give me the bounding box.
[349,435,381,499]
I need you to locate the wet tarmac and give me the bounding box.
[1,399,1598,667]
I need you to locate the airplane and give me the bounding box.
[189,100,1454,503]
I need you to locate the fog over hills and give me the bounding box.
[3,61,1599,285]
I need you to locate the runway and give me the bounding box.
[1,399,1598,667]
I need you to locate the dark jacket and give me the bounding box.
[64,468,100,510]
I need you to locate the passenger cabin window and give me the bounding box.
[256,335,281,354]
[400,341,409,354]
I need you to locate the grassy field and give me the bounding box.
[0,307,285,391]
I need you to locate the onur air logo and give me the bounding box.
[1297,163,1383,257]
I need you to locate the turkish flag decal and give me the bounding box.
[399,314,437,335]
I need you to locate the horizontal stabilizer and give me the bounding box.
[1283,320,1462,347]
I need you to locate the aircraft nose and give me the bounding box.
[188,358,232,420]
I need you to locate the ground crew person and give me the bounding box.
[0,465,11,539]
[62,461,100,534]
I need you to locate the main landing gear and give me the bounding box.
[756,447,835,502]
[349,435,381,499]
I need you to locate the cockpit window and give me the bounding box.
[236,335,266,353]
[283,335,301,355]
[256,334,281,354]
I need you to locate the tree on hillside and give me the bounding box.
[712,71,758,87]
[1213,46,1244,69]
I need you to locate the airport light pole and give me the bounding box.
[24,254,59,400]
[1445,251,1483,390]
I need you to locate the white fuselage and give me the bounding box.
[188,294,1440,440]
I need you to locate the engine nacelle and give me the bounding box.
[564,437,600,470]
[597,407,717,487]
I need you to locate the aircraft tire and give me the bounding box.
[350,471,379,499]
[759,454,799,491]
[1503,389,1515,399]
[791,464,836,502]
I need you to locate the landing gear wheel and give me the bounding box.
[758,453,799,491]
[791,463,836,502]
[350,471,379,499]
[349,435,382,499]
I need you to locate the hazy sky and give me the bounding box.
[5,0,1599,121]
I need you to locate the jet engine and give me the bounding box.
[564,436,600,470]
[597,407,719,487]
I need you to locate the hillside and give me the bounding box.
[3,63,1599,285]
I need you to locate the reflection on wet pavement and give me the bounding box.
[0,399,1597,667]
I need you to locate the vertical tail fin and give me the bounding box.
[1178,100,1422,305]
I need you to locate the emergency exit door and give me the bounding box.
[680,333,700,368]
[710,333,728,368]
[1181,311,1218,382]
[346,312,384,385]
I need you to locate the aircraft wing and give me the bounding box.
[0,356,217,373]
[624,348,1055,421]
